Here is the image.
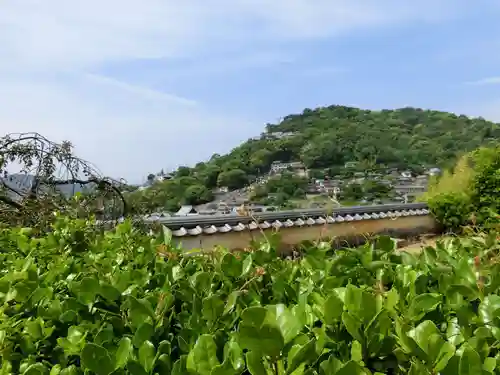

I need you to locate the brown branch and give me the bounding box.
[0,132,128,224]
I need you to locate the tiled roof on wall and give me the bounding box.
[164,206,430,237]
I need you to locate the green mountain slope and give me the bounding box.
[129,105,500,212]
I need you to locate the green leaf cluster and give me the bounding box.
[2,217,500,374]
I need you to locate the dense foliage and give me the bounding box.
[251,173,308,207]
[2,214,500,374]
[425,146,500,231]
[130,105,500,213]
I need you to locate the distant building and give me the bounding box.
[394,184,426,199]
[175,205,198,216]
[270,161,307,176]
[147,212,171,220]
[344,161,358,169]
[213,186,229,194]
[267,131,296,140]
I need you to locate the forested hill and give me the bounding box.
[192,105,499,178]
[262,106,498,170]
[131,105,500,212]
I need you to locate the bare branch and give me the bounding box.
[0,132,128,227]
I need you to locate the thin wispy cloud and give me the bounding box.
[84,73,198,106]
[0,0,497,182]
[465,77,500,86]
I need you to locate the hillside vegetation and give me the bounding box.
[128,106,500,213]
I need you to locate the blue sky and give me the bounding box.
[0,1,499,183]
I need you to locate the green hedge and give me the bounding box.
[1,216,500,374]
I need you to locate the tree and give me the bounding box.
[217,169,248,190]
[363,180,391,200]
[250,149,273,171]
[199,165,221,189]
[176,166,191,177]
[342,183,363,201]
[183,184,213,205]
[164,199,181,213]
[265,173,308,197]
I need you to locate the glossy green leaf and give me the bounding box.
[155,354,172,374]
[225,340,245,371]
[72,276,99,304]
[434,342,456,372]
[246,351,269,375]
[186,334,220,375]
[408,320,442,361]
[458,345,482,375]
[286,339,316,374]
[23,363,49,375]
[171,356,188,375]
[479,295,500,326]
[126,361,148,375]
[133,322,154,348]
[408,293,442,320]
[238,306,284,357]
[320,356,343,375]
[323,293,344,324]
[483,357,496,373]
[342,311,363,343]
[224,291,239,315]
[336,360,367,375]
[81,343,115,375]
[99,282,121,301]
[59,366,78,375]
[275,304,303,344]
[162,225,172,245]
[115,337,133,369]
[202,295,225,323]
[138,340,156,373]
[241,254,253,276]
[344,285,377,324]
[49,365,61,375]
[408,360,432,375]
[221,253,242,278]
[351,340,363,363]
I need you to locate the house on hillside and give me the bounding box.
[213,186,229,195]
[266,131,296,140]
[269,161,307,176]
[175,205,198,216]
[393,184,427,200]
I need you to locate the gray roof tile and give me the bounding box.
[153,203,431,237]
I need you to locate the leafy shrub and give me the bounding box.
[470,146,500,226]
[424,148,500,231]
[2,217,500,374]
[427,192,472,232]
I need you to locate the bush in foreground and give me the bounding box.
[424,146,500,232]
[1,216,500,374]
